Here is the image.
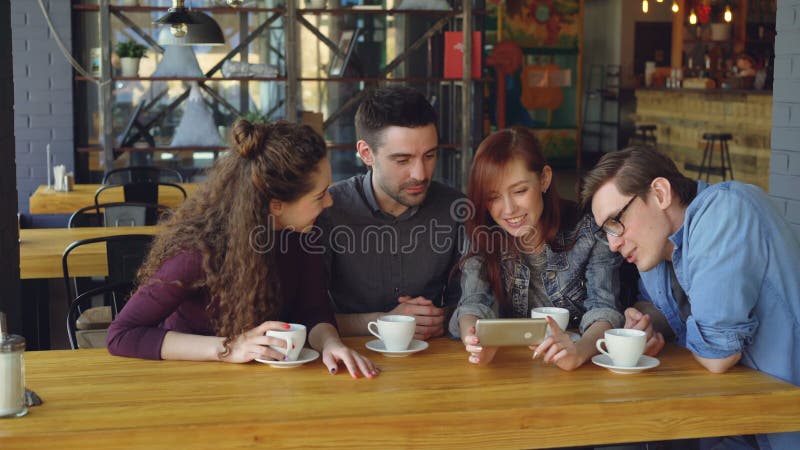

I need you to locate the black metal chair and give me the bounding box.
[62,234,154,349]
[68,202,173,228]
[66,282,133,350]
[94,182,187,205]
[102,166,184,184]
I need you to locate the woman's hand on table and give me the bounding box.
[321,340,380,379]
[530,316,585,371]
[463,327,499,365]
[221,321,291,363]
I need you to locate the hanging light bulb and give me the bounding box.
[689,9,697,25]
[724,5,733,23]
[657,0,663,2]
[643,0,649,13]
[672,0,679,13]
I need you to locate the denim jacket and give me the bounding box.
[449,209,624,337]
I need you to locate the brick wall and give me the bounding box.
[11,0,73,217]
[771,0,800,237]
[1,0,22,331]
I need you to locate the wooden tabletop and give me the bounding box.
[28,183,199,215]
[19,226,159,279]
[3,338,799,449]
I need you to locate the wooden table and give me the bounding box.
[28,183,200,214]
[2,338,799,449]
[19,226,159,279]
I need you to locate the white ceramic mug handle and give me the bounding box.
[367,321,382,340]
[282,336,294,358]
[595,339,611,358]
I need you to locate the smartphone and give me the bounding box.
[475,318,548,346]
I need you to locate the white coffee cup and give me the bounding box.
[595,329,646,367]
[367,315,415,351]
[266,324,306,361]
[531,307,570,337]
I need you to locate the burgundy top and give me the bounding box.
[106,231,335,360]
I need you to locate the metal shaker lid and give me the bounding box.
[0,312,26,352]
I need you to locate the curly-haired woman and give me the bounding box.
[107,120,378,379]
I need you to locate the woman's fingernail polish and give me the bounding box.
[282,324,290,329]
[330,367,336,374]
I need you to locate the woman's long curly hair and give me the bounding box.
[462,127,562,315]
[135,120,327,353]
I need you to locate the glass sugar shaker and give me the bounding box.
[0,312,27,418]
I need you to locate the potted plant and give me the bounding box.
[115,40,148,77]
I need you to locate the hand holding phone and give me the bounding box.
[475,318,548,346]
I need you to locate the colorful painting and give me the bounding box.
[488,0,580,48]
[485,0,582,168]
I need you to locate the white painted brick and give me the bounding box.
[788,200,800,223]
[29,113,71,129]
[49,126,73,141]
[776,6,799,32]
[775,30,800,55]
[771,151,791,174]
[791,105,800,127]
[773,103,792,126]
[769,173,800,198]
[775,56,792,80]
[790,152,800,174]
[770,197,788,216]
[772,128,800,151]
[11,13,25,27]
[773,80,800,103]
[13,101,50,115]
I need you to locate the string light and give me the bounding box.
[689,9,697,25]
[642,0,649,14]
[672,0,679,13]
[724,5,733,23]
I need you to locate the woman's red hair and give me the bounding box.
[463,127,562,314]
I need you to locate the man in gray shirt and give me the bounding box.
[316,86,465,339]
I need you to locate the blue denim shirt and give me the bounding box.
[449,211,624,337]
[638,181,800,450]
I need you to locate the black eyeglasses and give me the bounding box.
[601,196,637,237]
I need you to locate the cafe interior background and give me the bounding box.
[0,0,798,350]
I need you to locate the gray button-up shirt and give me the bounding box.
[316,172,465,314]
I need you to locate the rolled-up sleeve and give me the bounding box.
[682,190,763,359]
[448,256,497,338]
[580,232,624,333]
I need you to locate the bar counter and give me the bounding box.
[633,88,772,190]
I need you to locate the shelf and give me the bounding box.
[75,76,286,82]
[521,47,579,56]
[298,77,486,83]
[72,5,487,15]
[299,8,486,16]
[72,5,284,13]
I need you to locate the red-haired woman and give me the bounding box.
[449,127,623,370]
[107,120,378,379]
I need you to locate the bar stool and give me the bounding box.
[698,133,734,181]
[629,124,658,148]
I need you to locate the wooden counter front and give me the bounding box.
[633,89,772,190]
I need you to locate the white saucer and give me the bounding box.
[255,348,319,368]
[365,339,429,357]
[591,354,660,374]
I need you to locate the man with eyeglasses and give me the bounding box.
[581,147,800,450]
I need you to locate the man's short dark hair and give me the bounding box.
[580,147,698,210]
[355,86,438,151]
